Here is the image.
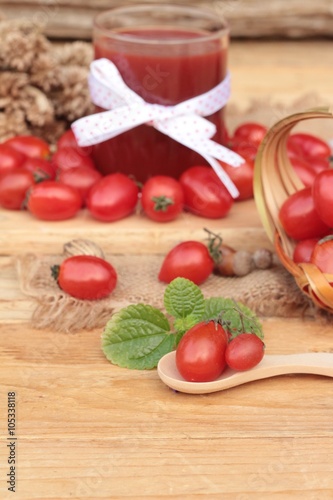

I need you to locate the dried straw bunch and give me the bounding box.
[0,15,94,144]
[254,107,333,313]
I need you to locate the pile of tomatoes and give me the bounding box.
[1,123,331,229]
[176,321,265,382]
[0,122,267,223]
[277,133,333,274]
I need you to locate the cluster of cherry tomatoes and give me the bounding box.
[176,321,265,382]
[0,122,267,223]
[1,123,331,229]
[277,133,333,274]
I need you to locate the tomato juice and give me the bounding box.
[92,6,229,182]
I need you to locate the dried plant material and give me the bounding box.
[63,239,105,259]
[0,16,93,144]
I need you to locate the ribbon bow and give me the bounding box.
[72,58,244,197]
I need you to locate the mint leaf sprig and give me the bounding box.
[101,278,263,370]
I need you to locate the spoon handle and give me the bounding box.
[257,353,333,378]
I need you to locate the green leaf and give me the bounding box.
[164,278,205,320]
[203,297,263,340]
[101,304,175,369]
[173,313,200,344]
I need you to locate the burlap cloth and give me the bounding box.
[15,250,332,333]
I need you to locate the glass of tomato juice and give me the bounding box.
[92,4,229,182]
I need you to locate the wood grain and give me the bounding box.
[1,0,333,39]
[1,40,333,500]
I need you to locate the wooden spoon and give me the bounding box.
[157,351,333,394]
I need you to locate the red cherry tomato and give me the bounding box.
[232,122,267,148]
[86,173,139,222]
[0,168,35,210]
[27,180,82,221]
[279,187,330,240]
[57,129,93,157]
[0,144,26,176]
[21,157,56,181]
[219,156,254,201]
[54,255,117,300]
[57,166,102,205]
[51,146,96,172]
[287,133,331,160]
[289,157,318,187]
[158,241,214,285]
[176,321,228,382]
[312,170,333,228]
[5,135,50,159]
[293,238,319,264]
[310,236,333,274]
[179,166,233,219]
[141,175,184,222]
[230,140,258,163]
[225,333,265,371]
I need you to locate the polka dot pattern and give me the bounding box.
[72,59,244,197]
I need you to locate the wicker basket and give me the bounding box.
[254,107,333,312]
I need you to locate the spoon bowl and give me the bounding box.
[157,351,333,394]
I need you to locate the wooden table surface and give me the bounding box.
[1,40,333,500]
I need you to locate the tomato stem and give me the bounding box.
[152,195,174,212]
[50,264,60,282]
[203,227,224,263]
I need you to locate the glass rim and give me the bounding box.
[93,4,229,45]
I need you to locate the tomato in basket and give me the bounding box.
[312,170,333,228]
[310,236,333,275]
[287,133,331,161]
[278,187,331,241]
[293,238,319,264]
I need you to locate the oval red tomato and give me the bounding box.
[287,133,331,160]
[158,241,214,285]
[293,238,319,264]
[232,122,267,149]
[179,165,233,219]
[54,255,117,300]
[0,144,26,176]
[312,170,333,228]
[57,129,93,157]
[310,236,333,274]
[176,321,228,382]
[219,156,254,201]
[289,157,318,187]
[27,180,82,220]
[5,135,50,159]
[225,333,265,371]
[0,168,35,210]
[21,157,56,181]
[51,146,96,172]
[141,175,184,222]
[279,187,330,240]
[57,166,102,205]
[86,173,139,222]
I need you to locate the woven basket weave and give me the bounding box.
[254,107,333,312]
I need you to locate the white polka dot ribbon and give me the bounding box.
[72,58,244,197]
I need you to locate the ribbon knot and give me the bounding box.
[72,58,244,197]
